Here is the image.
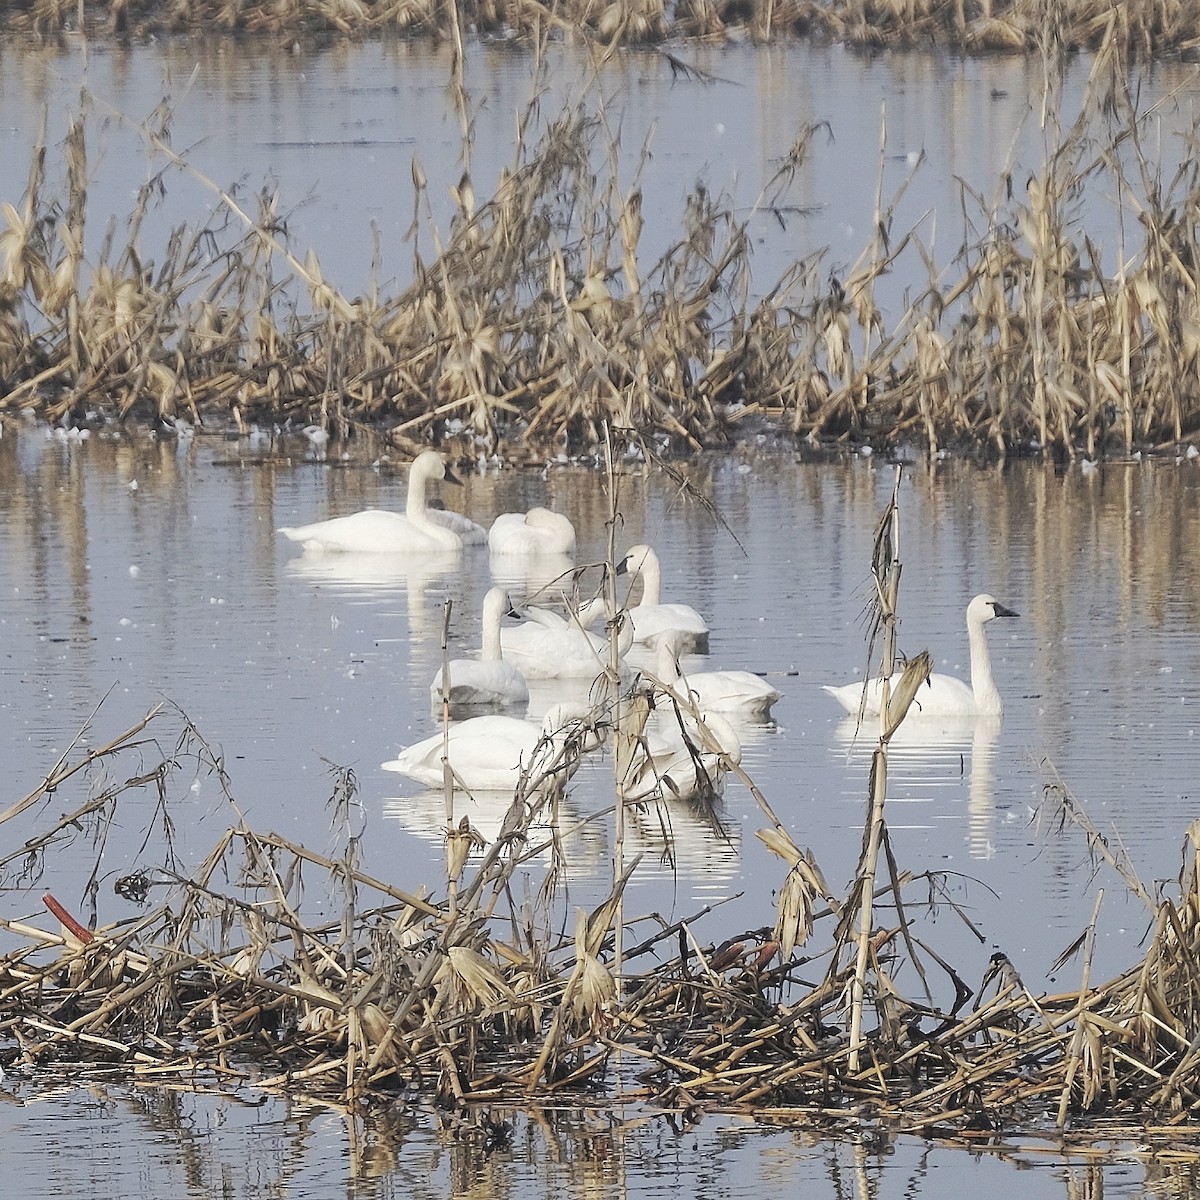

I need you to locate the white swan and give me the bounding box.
[823,593,1018,718]
[500,606,633,680]
[655,632,781,720]
[381,703,595,791]
[619,704,742,803]
[488,508,577,557]
[617,544,709,652]
[430,588,529,712]
[278,450,485,554]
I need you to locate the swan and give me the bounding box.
[500,606,633,680]
[655,632,781,720]
[823,593,1018,718]
[278,450,485,554]
[381,703,595,792]
[488,508,577,557]
[431,588,529,712]
[617,544,710,652]
[619,704,742,803]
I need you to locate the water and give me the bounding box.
[4,33,1200,1200]
[0,1076,1161,1200]
[3,425,1200,1194]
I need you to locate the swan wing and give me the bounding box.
[428,508,487,545]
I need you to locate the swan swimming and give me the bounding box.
[488,507,577,557]
[431,588,529,712]
[619,703,742,804]
[823,593,1018,718]
[655,631,781,720]
[278,450,486,554]
[500,605,633,680]
[381,703,595,792]
[617,544,710,653]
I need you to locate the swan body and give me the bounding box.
[656,634,781,720]
[823,593,1018,719]
[278,450,483,554]
[427,502,488,546]
[489,508,577,557]
[382,703,589,791]
[431,588,529,712]
[620,706,741,803]
[500,608,632,679]
[618,544,709,652]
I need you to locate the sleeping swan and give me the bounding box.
[278,450,485,554]
[431,588,529,713]
[823,593,1018,719]
[489,507,577,557]
[617,544,709,653]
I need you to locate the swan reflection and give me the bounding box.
[622,793,742,892]
[831,713,1000,858]
[285,548,461,638]
[381,782,605,876]
[489,551,578,594]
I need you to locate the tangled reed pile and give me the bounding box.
[3,31,1200,461]
[5,492,1200,1150]
[4,0,1198,54]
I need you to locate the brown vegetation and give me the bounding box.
[2,30,1200,461]
[4,0,1200,54]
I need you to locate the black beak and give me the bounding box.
[443,463,463,486]
[616,555,630,577]
[993,601,1019,618]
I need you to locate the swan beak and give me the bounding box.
[442,463,464,486]
[615,555,630,577]
[992,601,1019,618]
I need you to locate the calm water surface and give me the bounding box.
[2,426,1200,1195]
[3,32,1200,1200]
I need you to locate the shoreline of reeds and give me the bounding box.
[8,703,1200,1147]
[4,28,1200,463]
[5,0,1200,56]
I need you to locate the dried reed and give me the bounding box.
[4,0,1199,53]
[4,28,1200,460]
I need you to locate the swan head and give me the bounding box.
[970,593,1019,624]
[482,586,518,622]
[616,544,657,579]
[654,629,684,679]
[412,449,462,486]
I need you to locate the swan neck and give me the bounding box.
[639,553,661,606]
[967,615,1002,715]
[481,599,503,660]
[406,464,430,523]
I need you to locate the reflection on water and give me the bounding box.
[285,546,463,637]
[0,1075,1174,1200]
[381,773,608,880]
[831,714,1001,859]
[623,791,743,893]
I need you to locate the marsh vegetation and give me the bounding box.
[3,31,1200,461]
[4,469,1200,1155]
